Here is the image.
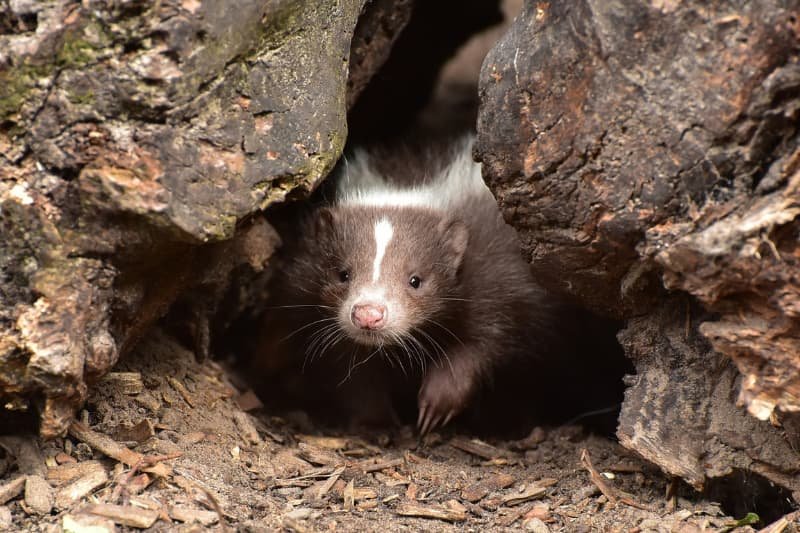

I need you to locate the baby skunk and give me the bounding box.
[258,137,576,434]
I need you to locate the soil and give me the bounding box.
[0,328,784,532]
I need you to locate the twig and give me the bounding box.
[580,449,653,511]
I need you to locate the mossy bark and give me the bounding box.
[0,0,412,438]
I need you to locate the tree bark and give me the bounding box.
[476,0,800,496]
[0,0,411,438]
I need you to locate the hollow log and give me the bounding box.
[0,0,413,438]
[476,0,800,496]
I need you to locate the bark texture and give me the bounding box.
[476,1,800,496]
[0,0,412,438]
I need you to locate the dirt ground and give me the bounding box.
[2,328,794,532]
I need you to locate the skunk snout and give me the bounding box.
[351,303,387,330]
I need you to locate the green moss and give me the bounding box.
[0,63,47,121]
[66,88,95,106]
[201,214,239,241]
[0,20,108,120]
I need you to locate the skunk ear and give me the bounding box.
[313,207,336,237]
[438,218,469,268]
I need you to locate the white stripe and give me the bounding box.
[372,218,393,282]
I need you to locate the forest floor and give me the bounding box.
[1,329,790,532]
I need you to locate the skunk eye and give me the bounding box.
[409,275,421,289]
[339,270,350,282]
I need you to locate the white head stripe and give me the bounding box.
[372,218,393,282]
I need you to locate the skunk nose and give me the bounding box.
[351,303,387,330]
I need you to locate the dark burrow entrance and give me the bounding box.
[223,0,633,440]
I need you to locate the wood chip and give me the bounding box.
[48,460,106,485]
[0,506,11,530]
[179,432,207,445]
[234,389,263,411]
[126,473,152,495]
[297,435,348,450]
[69,422,144,467]
[333,480,377,502]
[166,377,195,407]
[169,505,219,525]
[85,503,159,529]
[0,476,26,505]
[580,449,653,511]
[353,457,404,473]
[315,465,345,500]
[56,467,109,510]
[395,502,467,522]
[449,436,508,460]
[55,452,77,464]
[297,443,340,466]
[233,412,261,445]
[501,485,548,506]
[343,479,355,510]
[283,516,312,533]
[100,372,144,395]
[24,475,53,515]
[62,513,116,533]
[141,462,172,479]
[461,473,515,502]
[112,420,154,444]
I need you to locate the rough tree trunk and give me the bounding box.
[476,0,800,497]
[0,0,411,438]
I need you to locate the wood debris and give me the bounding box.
[100,372,144,395]
[580,449,653,511]
[333,480,377,502]
[55,466,109,510]
[234,389,263,411]
[343,479,355,510]
[395,501,468,522]
[0,476,26,505]
[233,411,261,445]
[169,505,219,525]
[69,422,144,466]
[449,436,508,460]
[314,465,345,500]
[85,503,159,528]
[47,460,106,485]
[283,516,312,533]
[353,457,404,473]
[62,513,117,533]
[24,475,54,515]
[461,472,515,502]
[297,442,341,466]
[501,485,548,506]
[297,435,349,450]
[112,419,155,444]
[166,377,196,407]
[55,452,77,464]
